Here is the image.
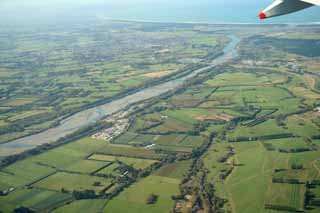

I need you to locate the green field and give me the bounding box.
[203,140,320,213]
[0,188,72,212]
[147,117,193,133]
[64,160,109,174]
[154,134,186,146]
[0,20,228,144]
[286,115,320,138]
[227,119,290,141]
[180,136,204,147]
[154,160,192,180]
[34,172,112,193]
[164,108,217,124]
[1,23,320,213]
[104,161,191,212]
[97,144,163,160]
[103,176,180,213]
[0,161,56,188]
[266,183,305,210]
[89,154,158,170]
[113,132,139,145]
[265,138,310,152]
[53,199,107,213]
[95,163,121,176]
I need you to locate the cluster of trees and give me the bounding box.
[219,168,233,181]
[188,122,210,136]
[272,177,303,184]
[104,156,177,200]
[146,194,158,204]
[312,135,320,140]
[186,134,214,162]
[246,116,267,127]
[217,150,234,163]
[185,166,225,212]
[279,147,311,153]
[105,182,132,199]
[136,121,164,134]
[310,180,320,185]
[305,181,320,208]
[305,188,320,208]
[291,164,304,170]
[6,111,56,131]
[72,190,97,200]
[263,143,276,151]
[275,114,287,127]
[96,173,116,179]
[174,133,227,212]
[228,133,295,143]
[104,153,189,201]
[310,199,320,206]
[13,207,35,213]
[255,36,320,57]
[264,204,298,212]
[152,105,167,113]
[274,168,286,173]
[139,152,191,179]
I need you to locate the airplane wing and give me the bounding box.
[259,0,319,19]
[301,0,320,5]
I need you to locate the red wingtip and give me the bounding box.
[259,12,267,19]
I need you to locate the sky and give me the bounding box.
[0,0,319,24]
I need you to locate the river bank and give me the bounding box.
[0,35,240,157]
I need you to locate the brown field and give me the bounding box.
[306,61,320,73]
[144,70,176,78]
[196,113,233,122]
[304,74,316,89]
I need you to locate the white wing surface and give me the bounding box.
[259,0,316,19]
[300,0,320,5]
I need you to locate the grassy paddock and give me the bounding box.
[53,199,107,213]
[153,160,192,180]
[103,176,180,213]
[34,172,112,193]
[0,188,72,212]
[89,154,158,170]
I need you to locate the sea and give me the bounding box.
[92,0,320,24]
[0,0,319,25]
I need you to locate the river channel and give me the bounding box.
[0,35,240,157]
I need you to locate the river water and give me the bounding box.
[0,35,240,157]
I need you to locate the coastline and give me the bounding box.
[96,15,320,26]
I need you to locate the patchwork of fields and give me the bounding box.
[0,24,320,213]
[0,20,228,144]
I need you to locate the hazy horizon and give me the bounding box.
[0,0,319,25]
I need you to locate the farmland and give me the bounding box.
[0,189,72,212]
[103,160,191,213]
[34,172,112,193]
[103,176,180,213]
[53,199,107,213]
[88,154,158,170]
[0,20,228,144]
[0,22,320,213]
[202,140,320,213]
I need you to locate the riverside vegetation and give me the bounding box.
[0,22,320,213]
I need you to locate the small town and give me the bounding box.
[91,118,130,142]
